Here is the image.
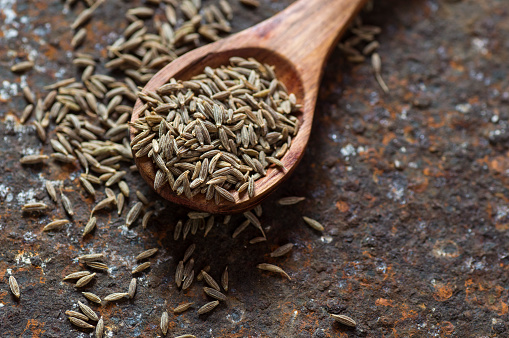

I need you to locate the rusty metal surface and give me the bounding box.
[1,0,509,337]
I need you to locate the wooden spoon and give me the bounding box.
[130,0,367,214]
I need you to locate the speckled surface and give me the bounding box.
[1,0,509,337]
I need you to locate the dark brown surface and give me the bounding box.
[1,0,509,337]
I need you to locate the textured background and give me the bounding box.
[1,0,509,337]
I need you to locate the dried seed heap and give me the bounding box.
[131,56,300,204]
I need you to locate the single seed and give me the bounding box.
[82,292,102,304]
[128,278,137,298]
[64,271,91,280]
[249,236,267,244]
[78,300,99,321]
[203,287,227,301]
[61,192,74,216]
[96,318,104,338]
[197,300,219,315]
[78,253,104,262]
[175,335,196,338]
[173,302,193,314]
[257,263,291,280]
[83,216,97,237]
[270,243,294,257]
[330,314,357,327]
[135,248,158,261]
[43,219,69,231]
[161,311,169,335]
[174,220,183,240]
[22,202,48,212]
[132,261,151,274]
[277,196,306,205]
[302,216,325,232]
[183,244,195,262]
[65,310,89,322]
[20,154,49,164]
[9,275,20,298]
[76,272,97,287]
[175,261,184,288]
[201,270,220,291]
[69,316,95,329]
[126,202,143,227]
[142,210,153,229]
[11,60,34,73]
[136,190,149,204]
[103,292,129,302]
[117,193,125,215]
[221,266,228,292]
[86,261,108,271]
[182,269,194,290]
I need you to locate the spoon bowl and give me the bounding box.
[130,0,367,214]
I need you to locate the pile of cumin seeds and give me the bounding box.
[131,56,301,203]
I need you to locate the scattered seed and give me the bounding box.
[103,292,129,302]
[64,271,91,280]
[160,311,169,335]
[9,275,20,298]
[175,261,184,288]
[173,302,193,314]
[135,248,158,261]
[83,216,97,236]
[43,219,69,231]
[257,263,291,280]
[11,61,34,73]
[142,210,153,229]
[78,300,99,321]
[132,261,151,274]
[330,314,357,327]
[182,269,194,290]
[270,243,294,257]
[61,192,74,216]
[277,196,305,205]
[78,253,104,262]
[197,300,219,315]
[128,278,137,298]
[86,262,108,271]
[302,216,325,232]
[96,318,104,338]
[249,236,267,244]
[203,287,227,301]
[126,202,143,227]
[183,244,195,262]
[65,310,89,322]
[75,272,97,287]
[69,316,95,329]
[20,154,49,164]
[82,292,102,304]
[232,219,250,239]
[22,202,48,212]
[201,270,220,291]
[221,266,228,292]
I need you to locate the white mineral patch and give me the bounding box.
[16,188,37,205]
[0,80,18,101]
[340,144,356,158]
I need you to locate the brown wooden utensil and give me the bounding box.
[130,0,368,214]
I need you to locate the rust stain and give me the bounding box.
[432,281,455,302]
[21,319,46,338]
[335,200,349,213]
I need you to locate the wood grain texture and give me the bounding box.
[130,0,367,214]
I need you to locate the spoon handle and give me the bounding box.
[250,0,368,77]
